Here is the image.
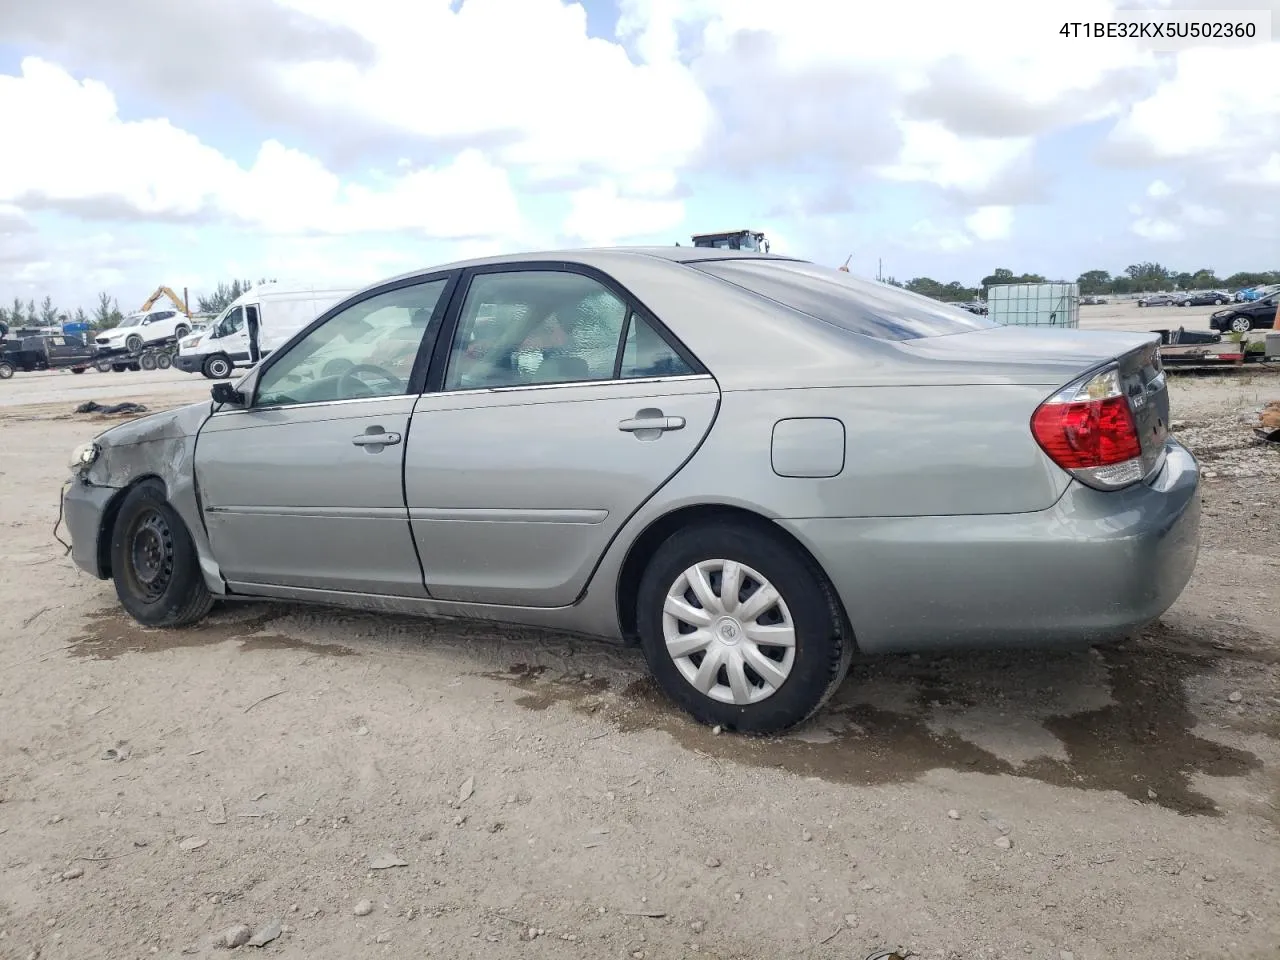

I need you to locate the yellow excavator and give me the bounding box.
[139,286,191,317]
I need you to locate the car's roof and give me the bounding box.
[377,246,807,286]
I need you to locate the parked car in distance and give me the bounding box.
[1241,283,1280,302]
[1081,296,1110,305]
[1136,293,1182,307]
[1210,295,1279,333]
[95,309,192,354]
[0,334,96,379]
[62,248,1201,734]
[1178,291,1231,307]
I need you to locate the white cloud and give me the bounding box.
[964,206,1015,241]
[272,0,711,186]
[562,181,686,245]
[906,220,973,253]
[1109,45,1279,170]
[0,57,523,239]
[875,120,1032,195]
[1146,179,1174,198]
[1131,217,1184,242]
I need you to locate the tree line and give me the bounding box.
[885,263,1280,303]
[0,278,273,334]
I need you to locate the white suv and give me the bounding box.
[95,309,192,354]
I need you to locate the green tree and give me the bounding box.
[73,307,88,325]
[196,277,274,315]
[26,299,37,324]
[9,297,23,328]
[39,295,59,326]
[1189,269,1221,290]
[1076,270,1112,294]
[91,291,124,330]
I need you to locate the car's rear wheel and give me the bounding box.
[0,361,14,380]
[636,520,853,734]
[109,483,213,628]
[1230,316,1252,333]
[174,324,190,339]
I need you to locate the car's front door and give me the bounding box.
[405,266,720,607]
[195,275,454,595]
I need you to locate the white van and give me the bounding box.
[174,283,357,379]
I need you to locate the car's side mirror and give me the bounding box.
[210,382,245,407]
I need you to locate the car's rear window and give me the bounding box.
[692,259,997,341]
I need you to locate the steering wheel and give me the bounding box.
[338,363,403,397]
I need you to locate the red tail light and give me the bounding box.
[1031,365,1144,490]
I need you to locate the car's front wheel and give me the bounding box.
[1230,316,1253,334]
[0,361,14,380]
[202,354,232,379]
[125,334,143,353]
[109,482,214,628]
[636,520,853,734]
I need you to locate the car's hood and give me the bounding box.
[96,329,129,340]
[96,400,211,447]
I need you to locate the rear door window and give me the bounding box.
[693,259,996,340]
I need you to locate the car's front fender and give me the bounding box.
[78,401,226,594]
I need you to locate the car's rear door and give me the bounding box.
[405,265,719,607]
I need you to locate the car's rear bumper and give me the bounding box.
[778,439,1201,654]
[63,480,118,580]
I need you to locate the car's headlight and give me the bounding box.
[70,442,101,471]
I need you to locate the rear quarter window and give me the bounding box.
[692,259,996,341]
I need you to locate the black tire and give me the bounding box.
[139,353,158,371]
[109,482,214,628]
[0,361,14,380]
[112,364,129,373]
[95,359,113,373]
[71,367,86,374]
[636,520,854,735]
[156,352,172,370]
[1230,316,1252,334]
[174,324,190,339]
[203,354,232,379]
[125,334,143,354]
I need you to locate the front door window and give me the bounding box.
[254,280,449,408]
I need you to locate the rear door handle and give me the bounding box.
[618,416,685,433]
[352,431,401,446]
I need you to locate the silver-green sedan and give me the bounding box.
[63,248,1200,733]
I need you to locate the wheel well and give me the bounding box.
[614,503,851,645]
[96,475,167,579]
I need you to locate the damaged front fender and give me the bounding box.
[75,400,227,594]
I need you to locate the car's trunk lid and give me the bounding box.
[899,325,1170,476]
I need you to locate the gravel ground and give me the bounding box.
[0,365,1277,960]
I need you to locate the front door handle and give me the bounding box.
[619,415,685,433]
[352,429,401,447]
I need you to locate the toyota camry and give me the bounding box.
[63,248,1200,734]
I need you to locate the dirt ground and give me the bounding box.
[0,363,1278,960]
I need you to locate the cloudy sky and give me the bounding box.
[1,0,1276,311]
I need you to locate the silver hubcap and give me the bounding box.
[662,559,796,705]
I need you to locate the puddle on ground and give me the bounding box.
[69,606,356,660]
[488,621,1271,818]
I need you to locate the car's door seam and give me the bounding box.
[568,382,724,607]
